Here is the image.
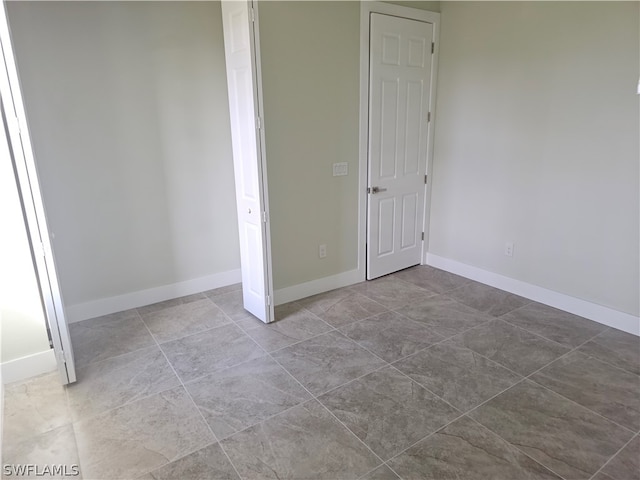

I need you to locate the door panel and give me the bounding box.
[367,13,433,279]
[0,1,76,383]
[401,193,418,250]
[378,197,395,256]
[222,1,273,323]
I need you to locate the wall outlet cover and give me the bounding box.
[332,163,348,176]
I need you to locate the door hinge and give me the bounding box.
[266,294,271,306]
[256,116,262,129]
[250,6,255,22]
[262,211,268,223]
[424,174,428,184]
[56,350,67,364]
[37,242,46,258]
[431,42,435,54]
[421,232,425,241]
[427,112,431,122]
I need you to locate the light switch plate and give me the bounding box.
[333,162,348,176]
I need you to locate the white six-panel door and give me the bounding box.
[221,1,274,323]
[367,13,433,280]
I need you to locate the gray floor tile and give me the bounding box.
[390,265,471,294]
[148,443,239,480]
[237,303,332,352]
[298,288,388,328]
[203,283,242,298]
[601,435,640,480]
[350,277,436,310]
[532,351,640,430]
[339,311,444,363]
[69,310,155,367]
[272,331,386,396]
[501,302,606,347]
[388,416,561,480]
[186,357,311,440]
[4,279,634,480]
[395,295,493,337]
[394,343,522,412]
[2,424,81,480]
[450,320,570,376]
[319,366,458,460]
[447,281,530,317]
[360,465,400,480]
[136,293,207,316]
[73,387,214,480]
[160,323,265,383]
[220,400,381,479]
[141,298,230,344]
[470,380,634,479]
[67,346,180,422]
[209,290,253,321]
[296,287,358,314]
[592,472,617,480]
[578,328,640,375]
[2,373,72,444]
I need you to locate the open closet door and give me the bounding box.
[0,1,76,384]
[221,0,274,323]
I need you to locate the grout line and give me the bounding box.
[147,316,246,480]
[571,328,640,378]
[463,415,570,480]
[62,282,638,480]
[350,307,635,480]
[381,378,528,469]
[499,314,607,350]
[376,321,629,477]
[525,377,638,436]
[384,363,464,415]
[464,327,637,476]
[589,432,638,480]
[230,314,393,473]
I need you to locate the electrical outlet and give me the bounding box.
[319,244,327,259]
[332,163,348,176]
[504,242,514,257]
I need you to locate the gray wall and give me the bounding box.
[6,1,637,327]
[259,1,439,290]
[430,1,639,316]
[7,1,240,308]
[259,1,361,289]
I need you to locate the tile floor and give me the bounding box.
[2,266,639,480]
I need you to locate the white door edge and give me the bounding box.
[0,1,76,384]
[250,1,275,323]
[358,2,440,280]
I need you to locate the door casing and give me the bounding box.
[358,2,440,280]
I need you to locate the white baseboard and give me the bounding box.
[1,349,57,384]
[66,269,242,323]
[426,253,639,336]
[275,268,364,306]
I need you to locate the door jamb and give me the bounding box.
[358,2,440,280]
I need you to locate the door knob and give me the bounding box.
[369,186,387,194]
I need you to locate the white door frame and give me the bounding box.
[0,1,76,384]
[358,2,440,280]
